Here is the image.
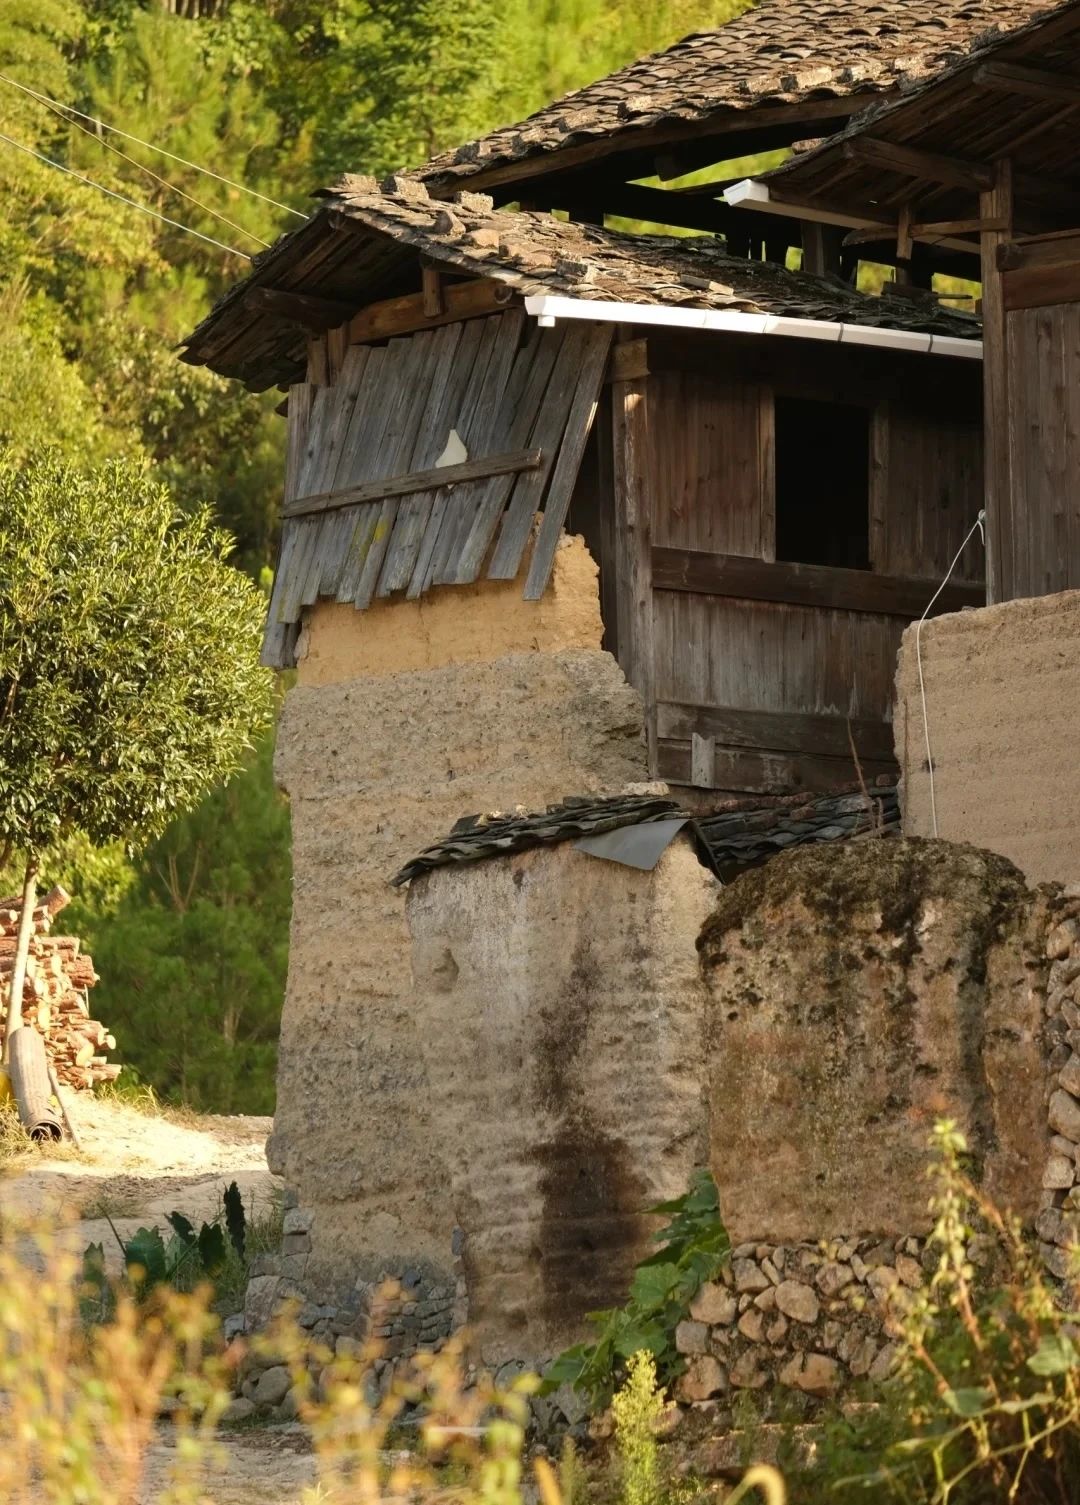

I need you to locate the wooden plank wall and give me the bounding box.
[637,335,986,794]
[262,310,612,667]
[1004,301,1080,596]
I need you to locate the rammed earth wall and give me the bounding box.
[267,534,648,1306]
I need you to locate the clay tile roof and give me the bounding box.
[317,178,982,334]
[181,181,980,386]
[418,0,1050,191]
[391,785,900,886]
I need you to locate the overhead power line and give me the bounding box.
[13,76,272,250]
[0,129,252,260]
[0,71,308,221]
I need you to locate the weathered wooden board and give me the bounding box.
[1005,300,1080,596]
[261,308,606,666]
[652,547,984,617]
[656,702,896,763]
[656,740,896,795]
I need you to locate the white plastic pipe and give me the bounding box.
[522,294,982,360]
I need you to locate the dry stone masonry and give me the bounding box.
[1036,888,1080,1288]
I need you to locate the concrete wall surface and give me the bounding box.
[271,645,647,1295]
[701,840,1052,1246]
[895,590,1080,885]
[406,836,719,1364]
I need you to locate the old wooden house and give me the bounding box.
[729,0,1080,882]
[184,182,984,795]
[734,0,1080,604]
[179,0,1044,1324]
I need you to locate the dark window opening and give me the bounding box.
[774,396,871,570]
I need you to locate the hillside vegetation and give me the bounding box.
[0,0,749,1110]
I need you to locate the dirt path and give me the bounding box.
[2,1095,280,1272]
[2,1096,320,1503]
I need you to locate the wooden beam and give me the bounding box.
[657,701,897,763]
[979,158,1014,605]
[428,97,871,198]
[973,60,1080,108]
[563,180,745,234]
[1002,261,1080,310]
[656,740,895,795]
[283,447,543,519]
[842,137,993,192]
[800,221,844,277]
[608,339,649,383]
[910,216,1010,239]
[740,185,977,256]
[998,229,1080,270]
[348,277,514,345]
[248,287,357,328]
[651,547,984,618]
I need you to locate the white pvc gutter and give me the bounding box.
[522,293,982,361]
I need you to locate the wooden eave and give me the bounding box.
[758,0,1080,235]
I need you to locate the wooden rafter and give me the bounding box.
[428,97,871,198]
[973,60,1080,107]
[247,287,357,329]
[347,276,515,345]
[841,137,993,192]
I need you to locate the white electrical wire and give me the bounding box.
[0,71,308,220]
[0,128,251,259]
[915,509,987,837]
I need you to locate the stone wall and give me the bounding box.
[673,1234,930,1409]
[1035,890,1080,1287]
[269,533,648,1303]
[406,835,719,1365]
[700,840,1052,1248]
[894,591,1080,885]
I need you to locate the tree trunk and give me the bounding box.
[3,856,38,1065]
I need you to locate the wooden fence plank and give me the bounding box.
[353,332,440,607]
[377,321,465,595]
[421,317,503,590]
[433,309,525,585]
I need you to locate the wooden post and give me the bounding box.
[612,362,656,771]
[2,857,37,1065]
[895,203,914,286]
[980,158,1014,603]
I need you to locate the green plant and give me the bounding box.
[543,1169,730,1407]
[0,454,273,1063]
[788,1122,1080,1505]
[611,1350,665,1505]
[81,1179,249,1318]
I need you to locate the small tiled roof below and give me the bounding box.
[180,179,980,387]
[391,785,899,886]
[317,178,982,339]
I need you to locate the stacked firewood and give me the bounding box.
[0,886,119,1090]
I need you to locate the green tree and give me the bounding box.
[85,731,290,1113]
[0,453,274,1057]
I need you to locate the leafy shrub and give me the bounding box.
[543,1169,729,1407]
[792,1122,1080,1504]
[82,1180,248,1318]
[611,1350,665,1505]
